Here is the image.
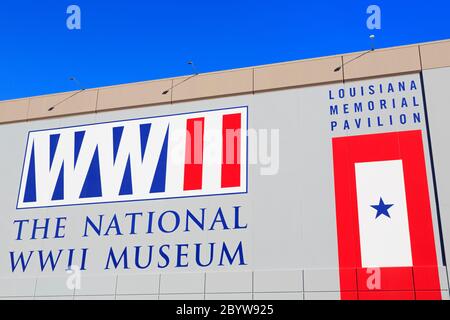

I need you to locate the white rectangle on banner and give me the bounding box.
[355,160,413,268]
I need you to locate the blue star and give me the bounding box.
[370,197,394,219]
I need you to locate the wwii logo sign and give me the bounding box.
[17,106,248,209]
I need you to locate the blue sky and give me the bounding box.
[0,0,449,101]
